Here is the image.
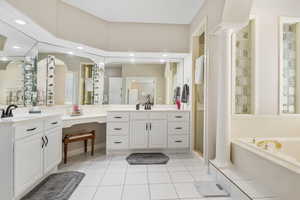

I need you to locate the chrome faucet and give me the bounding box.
[1,104,18,118]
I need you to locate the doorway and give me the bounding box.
[192,25,207,157]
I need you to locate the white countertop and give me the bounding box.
[0,113,62,124]
[0,107,190,127]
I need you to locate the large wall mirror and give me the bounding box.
[0,20,38,107]
[103,59,184,105]
[37,43,105,106]
[280,17,300,114]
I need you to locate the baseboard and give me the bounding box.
[67,143,106,158]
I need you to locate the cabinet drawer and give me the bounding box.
[15,121,43,140]
[107,136,128,149]
[107,122,129,135]
[149,112,167,120]
[45,117,62,130]
[131,112,148,120]
[107,112,129,122]
[168,112,189,121]
[168,122,189,135]
[168,135,189,148]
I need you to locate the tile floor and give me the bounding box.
[59,151,232,200]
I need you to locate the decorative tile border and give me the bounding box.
[46,55,56,106]
[234,23,252,114]
[281,24,297,113]
[92,64,104,105]
[23,57,38,106]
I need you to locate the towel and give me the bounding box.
[181,84,190,103]
[195,55,204,84]
[173,87,181,103]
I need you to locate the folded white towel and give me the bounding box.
[195,55,204,84]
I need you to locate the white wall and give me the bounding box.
[250,0,300,115]
[7,0,190,53]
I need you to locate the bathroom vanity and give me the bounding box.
[0,114,62,200]
[106,110,191,153]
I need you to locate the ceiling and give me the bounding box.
[62,0,204,24]
[0,20,36,58]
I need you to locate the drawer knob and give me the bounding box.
[114,128,122,131]
[175,116,183,118]
[51,121,58,125]
[175,140,183,143]
[175,127,183,130]
[26,127,37,132]
[114,116,122,119]
[114,141,122,144]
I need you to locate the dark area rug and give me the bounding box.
[21,171,85,200]
[126,153,169,165]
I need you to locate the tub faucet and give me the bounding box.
[257,140,282,150]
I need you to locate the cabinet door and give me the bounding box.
[130,120,148,149]
[44,127,62,174]
[14,134,43,197]
[148,120,167,148]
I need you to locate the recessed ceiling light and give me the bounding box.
[129,53,135,57]
[77,46,83,50]
[15,19,26,25]
[160,59,165,63]
[13,46,21,49]
[68,52,74,55]
[162,54,168,57]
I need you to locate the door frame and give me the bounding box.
[191,16,209,163]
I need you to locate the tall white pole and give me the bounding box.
[214,29,232,167]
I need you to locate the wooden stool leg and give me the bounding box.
[91,137,95,156]
[64,142,68,164]
[84,140,87,153]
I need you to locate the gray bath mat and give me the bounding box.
[195,181,230,198]
[126,153,169,165]
[21,171,85,200]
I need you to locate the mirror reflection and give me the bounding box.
[0,20,38,107]
[103,61,183,105]
[37,43,104,106]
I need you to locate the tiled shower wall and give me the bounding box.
[234,22,252,114]
[282,24,297,113]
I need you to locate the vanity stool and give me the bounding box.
[63,130,96,164]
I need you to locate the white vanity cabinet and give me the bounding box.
[106,110,190,152]
[14,132,44,197]
[130,112,168,149]
[9,115,63,200]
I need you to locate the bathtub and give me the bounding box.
[233,137,300,174]
[232,138,300,199]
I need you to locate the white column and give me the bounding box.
[214,30,232,167]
